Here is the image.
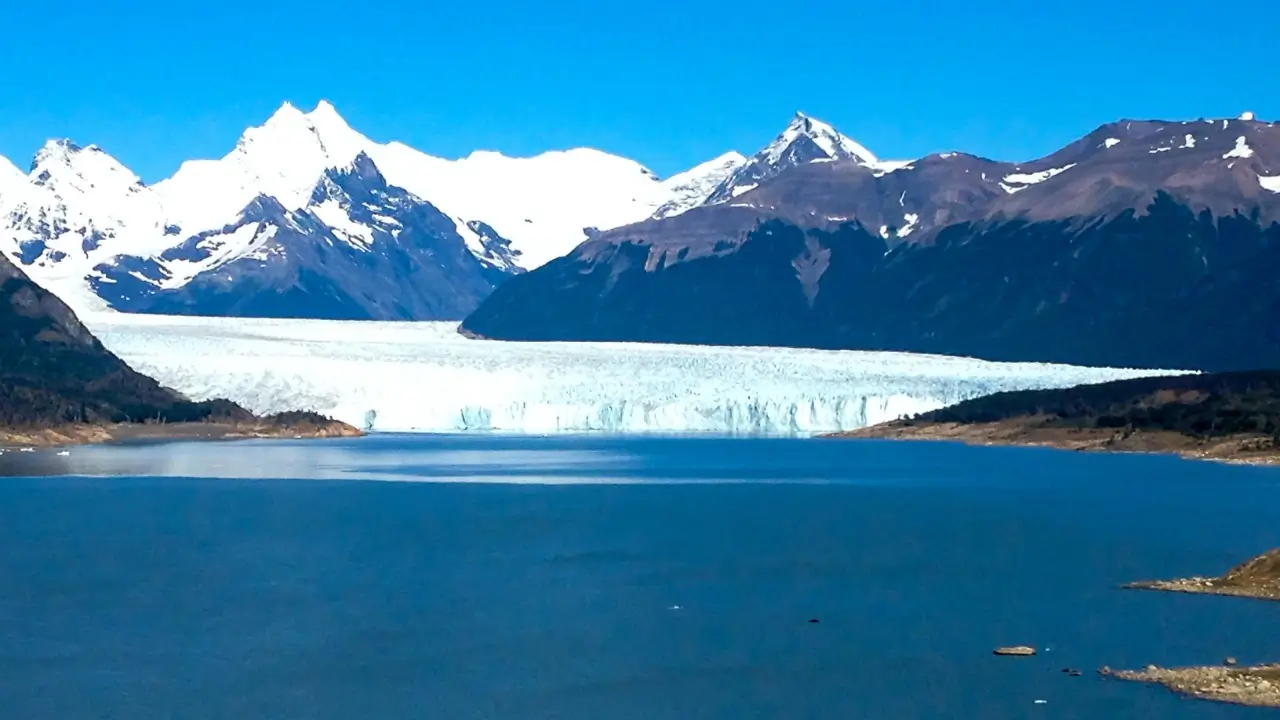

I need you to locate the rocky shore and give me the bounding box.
[1099,550,1280,707]
[1101,664,1280,708]
[1124,549,1280,601]
[0,412,363,450]
[836,420,1280,466]
[829,371,1280,465]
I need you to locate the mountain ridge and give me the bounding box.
[4,105,1278,336]
[0,100,773,315]
[461,113,1280,372]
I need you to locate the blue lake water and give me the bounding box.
[1,434,1278,718]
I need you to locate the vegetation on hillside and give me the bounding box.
[1,256,344,433]
[909,371,1280,440]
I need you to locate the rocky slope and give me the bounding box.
[1126,548,1280,600]
[838,371,1280,464]
[1103,664,1280,708]
[462,115,1280,371]
[0,251,357,440]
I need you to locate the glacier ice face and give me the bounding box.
[85,314,1180,436]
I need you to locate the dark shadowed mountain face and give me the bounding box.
[0,253,249,426]
[93,154,514,321]
[463,116,1280,372]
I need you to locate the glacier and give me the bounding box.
[85,313,1180,436]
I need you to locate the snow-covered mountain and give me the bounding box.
[462,113,1280,372]
[151,101,685,271]
[0,103,882,317]
[0,140,173,311]
[701,112,910,205]
[651,152,746,219]
[96,153,509,320]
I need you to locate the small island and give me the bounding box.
[834,371,1280,465]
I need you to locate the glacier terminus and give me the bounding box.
[86,314,1178,436]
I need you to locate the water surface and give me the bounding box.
[1,435,1278,718]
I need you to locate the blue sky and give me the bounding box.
[2,0,1275,182]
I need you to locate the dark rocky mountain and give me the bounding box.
[462,115,1280,372]
[0,251,246,426]
[96,154,515,320]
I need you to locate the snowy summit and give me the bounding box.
[701,112,906,205]
[0,102,877,315]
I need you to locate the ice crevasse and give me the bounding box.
[86,314,1178,435]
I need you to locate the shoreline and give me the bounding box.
[1123,579,1280,602]
[0,418,364,451]
[827,421,1280,466]
[1106,549,1280,705]
[1123,548,1280,602]
[1101,665,1280,708]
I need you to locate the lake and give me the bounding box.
[1,435,1278,718]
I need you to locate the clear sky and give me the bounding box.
[2,0,1276,182]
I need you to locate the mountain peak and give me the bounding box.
[25,139,143,195]
[239,100,368,163]
[307,152,394,214]
[327,151,387,187]
[160,100,379,230]
[698,113,881,206]
[264,101,305,126]
[30,138,87,172]
[304,100,356,137]
[764,112,879,167]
